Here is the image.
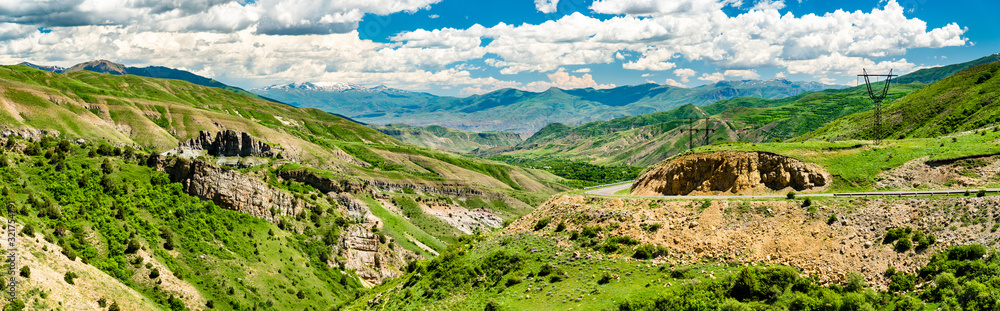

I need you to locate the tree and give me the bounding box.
[2,299,25,311]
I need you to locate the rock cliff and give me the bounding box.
[174,130,277,158]
[631,151,829,196]
[146,155,307,223]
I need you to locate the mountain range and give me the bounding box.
[491,54,1000,166]
[253,79,842,136]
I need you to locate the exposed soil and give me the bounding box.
[877,155,1000,190]
[507,195,1000,289]
[631,151,829,196]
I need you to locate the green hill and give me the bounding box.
[894,53,1000,84]
[500,83,921,166]
[369,123,522,154]
[801,60,1000,141]
[0,65,568,310]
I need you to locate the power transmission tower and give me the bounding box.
[680,118,715,150]
[857,69,897,145]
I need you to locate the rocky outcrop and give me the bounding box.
[146,155,307,223]
[632,151,829,196]
[339,225,418,285]
[276,169,507,201]
[176,130,277,157]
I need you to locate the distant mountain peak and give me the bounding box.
[257,82,411,94]
[64,59,128,75]
[18,62,64,73]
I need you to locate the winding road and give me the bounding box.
[585,181,1000,199]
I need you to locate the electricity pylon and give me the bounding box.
[857,69,897,145]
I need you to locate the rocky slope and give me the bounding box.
[170,130,278,158]
[507,195,1000,289]
[631,151,829,196]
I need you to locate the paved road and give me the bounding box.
[585,183,1000,199]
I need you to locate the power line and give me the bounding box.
[679,117,716,150]
[858,69,897,145]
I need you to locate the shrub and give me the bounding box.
[826,214,838,225]
[802,198,812,207]
[19,224,34,237]
[64,271,78,284]
[845,272,866,292]
[640,223,662,232]
[597,272,612,285]
[787,192,796,199]
[18,266,29,278]
[977,189,987,197]
[533,216,552,231]
[125,239,141,254]
[632,244,669,259]
[555,221,566,232]
[581,225,601,238]
[964,190,971,197]
[894,238,912,252]
[149,268,160,279]
[538,263,555,277]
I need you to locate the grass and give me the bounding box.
[359,195,446,255]
[689,129,1000,192]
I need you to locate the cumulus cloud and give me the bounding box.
[664,78,687,88]
[0,0,969,95]
[535,0,560,13]
[524,69,616,91]
[574,68,592,73]
[0,0,442,35]
[673,68,696,82]
[698,72,725,83]
[750,0,785,11]
[724,69,759,79]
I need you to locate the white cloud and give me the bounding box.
[774,71,786,79]
[673,68,696,82]
[724,69,759,79]
[429,14,440,19]
[641,73,653,77]
[698,72,725,83]
[535,0,560,13]
[574,68,592,73]
[750,0,785,11]
[0,0,443,35]
[0,0,969,95]
[664,78,687,87]
[524,69,615,91]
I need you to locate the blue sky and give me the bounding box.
[0,0,994,96]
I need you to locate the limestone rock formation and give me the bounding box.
[146,155,307,223]
[339,225,417,285]
[631,151,829,196]
[175,130,277,158]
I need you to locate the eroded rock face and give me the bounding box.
[177,130,276,157]
[147,155,307,223]
[631,151,829,196]
[339,225,417,285]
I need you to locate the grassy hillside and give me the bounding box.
[500,83,921,166]
[369,123,522,154]
[801,60,1000,141]
[0,137,361,310]
[0,65,575,309]
[347,194,1000,311]
[894,53,1000,84]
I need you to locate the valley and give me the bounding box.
[0,54,998,311]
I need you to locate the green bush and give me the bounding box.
[533,216,552,231]
[597,272,612,285]
[18,266,29,278]
[787,192,796,199]
[826,214,838,225]
[894,238,913,252]
[977,189,987,197]
[554,221,566,232]
[64,271,78,284]
[632,244,669,260]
